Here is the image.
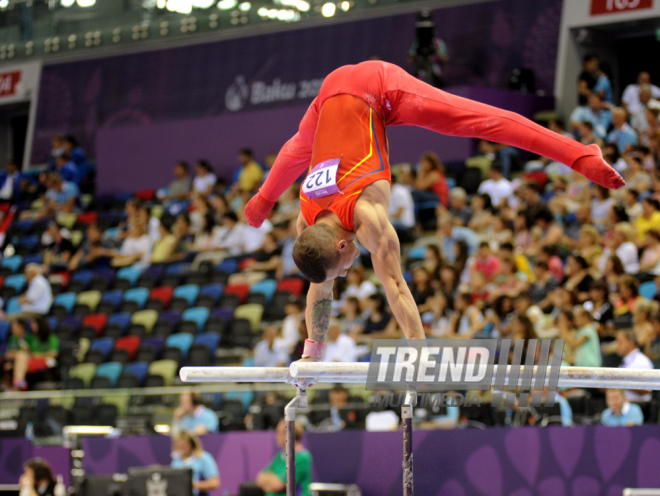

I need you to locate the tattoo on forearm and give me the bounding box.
[311,299,332,342]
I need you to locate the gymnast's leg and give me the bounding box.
[382,63,624,190]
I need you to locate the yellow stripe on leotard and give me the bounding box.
[337,108,373,184]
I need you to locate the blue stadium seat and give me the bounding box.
[123,287,150,309]
[165,263,187,275]
[0,321,10,344]
[182,307,210,332]
[18,235,40,251]
[100,290,124,311]
[211,307,234,322]
[407,246,426,260]
[122,361,150,385]
[250,279,277,304]
[194,332,220,353]
[53,292,78,314]
[403,271,413,284]
[141,335,165,354]
[5,297,21,315]
[117,266,143,286]
[640,281,658,300]
[166,333,195,360]
[89,337,115,360]
[106,313,132,333]
[23,254,43,266]
[1,256,23,274]
[47,317,59,331]
[199,283,224,302]
[4,274,26,293]
[95,362,123,387]
[71,270,94,288]
[158,310,182,325]
[216,259,238,275]
[59,316,83,333]
[173,284,200,305]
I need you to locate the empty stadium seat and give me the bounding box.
[4,274,26,293]
[166,333,195,361]
[95,362,123,387]
[81,313,108,338]
[0,321,10,343]
[51,292,78,316]
[141,335,165,354]
[76,290,103,313]
[148,286,174,310]
[265,291,295,320]
[172,284,200,306]
[89,337,115,360]
[187,344,212,365]
[234,304,264,333]
[70,270,94,291]
[216,259,238,275]
[250,279,278,303]
[5,296,21,315]
[223,284,249,304]
[181,307,210,333]
[122,362,150,385]
[223,319,253,348]
[57,316,83,338]
[117,266,143,286]
[95,403,118,426]
[1,255,23,274]
[131,309,159,334]
[108,349,130,364]
[147,359,179,386]
[104,313,132,337]
[122,287,150,311]
[204,316,226,335]
[68,363,97,387]
[114,336,141,361]
[245,293,267,307]
[277,278,305,298]
[97,290,124,314]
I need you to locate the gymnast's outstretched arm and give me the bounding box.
[244,99,319,228]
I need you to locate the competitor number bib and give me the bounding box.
[302,158,341,199]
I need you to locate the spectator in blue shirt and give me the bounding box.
[593,64,613,104]
[607,107,639,153]
[63,135,89,179]
[0,160,22,202]
[569,93,612,139]
[437,217,479,263]
[171,431,220,496]
[601,388,644,426]
[54,153,81,186]
[172,391,219,436]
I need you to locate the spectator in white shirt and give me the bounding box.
[622,72,660,116]
[341,265,377,310]
[15,264,53,317]
[616,329,654,402]
[599,223,639,274]
[281,299,305,352]
[477,162,513,208]
[192,160,217,197]
[630,85,660,133]
[111,222,151,268]
[212,211,246,256]
[323,320,358,363]
[389,176,415,229]
[254,326,289,367]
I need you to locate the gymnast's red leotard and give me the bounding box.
[245,61,623,229]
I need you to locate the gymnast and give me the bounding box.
[244,60,624,361]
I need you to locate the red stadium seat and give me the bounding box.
[82,313,108,336]
[114,336,141,361]
[223,283,250,304]
[277,278,305,298]
[135,189,156,202]
[77,212,98,225]
[149,286,174,309]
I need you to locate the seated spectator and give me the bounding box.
[150,218,178,264]
[569,93,611,139]
[111,222,151,268]
[639,230,660,276]
[562,254,593,303]
[599,223,639,274]
[507,315,537,361]
[192,160,217,197]
[29,172,79,219]
[339,296,365,336]
[62,135,88,177]
[537,245,564,283]
[639,108,660,147]
[624,189,643,221]
[341,265,377,309]
[513,292,547,338]
[614,275,642,317]
[15,264,52,318]
[171,431,220,496]
[411,265,435,308]
[272,185,301,225]
[549,117,575,139]
[562,308,602,367]
[159,161,192,201]
[281,299,305,352]
[235,148,263,193]
[622,72,660,116]
[467,193,495,233]
[212,211,246,256]
[477,162,513,209]
[42,222,75,273]
[190,195,214,235]
[68,222,115,271]
[600,254,626,296]
[412,152,449,207]
[616,329,653,402]
[635,197,660,244]
[256,420,311,496]
[470,242,501,284]
[591,184,615,232]
[172,391,219,436]
[53,153,81,186]
[624,153,654,197]
[584,281,614,336]
[0,159,21,202]
[631,85,660,132]
[444,187,472,226]
[19,458,56,496]
[593,62,613,104]
[437,218,479,263]
[577,121,604,147]
[447,292,483,339]
[529,261,559,306]
[323,320,358,362]
[634,299,658,347]
[191,212,221,253]
[354,293,394,342]
[4,317,58,391]
[607,107,638,153]
[254,326,289,367]
[601,388,644,427]
[424,290,454,337]
[279,218,301,279]
[389,176,415,239]
[488,256,528,302]
[240,232,283,281]
[526,207,564,259]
